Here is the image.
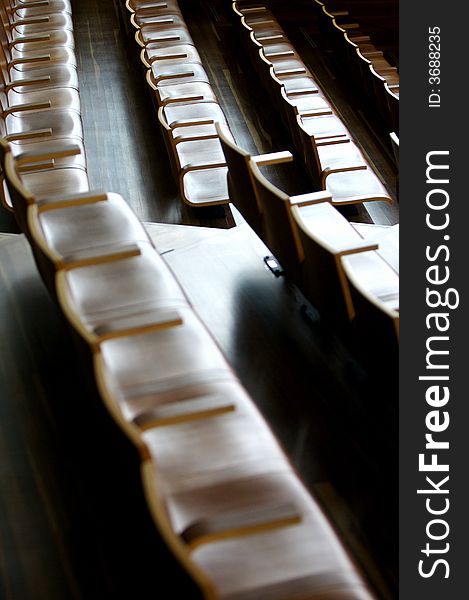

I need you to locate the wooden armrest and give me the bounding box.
[340,242,380,256]
[350,34,371,42]
[133,394,236,431]
[251,150,293,166]
[60,243,144,271]
[137,5,171,14]
[3,100,51,117]
[141,17,175,26]
[162,94,205,105]
[18,160,55,173]
[241,6,269,14]
[265,50,294,58]
[287,87,319,96]
[183,161,226,172]
[170,118,215,128]
[363,50,384,58]
[10,0,49,12]
[154,70,195,82]
[8,54,51,70]
[36,190,108,212]
[149,52,188,62]
[275,67,306,76]
[322,164,367,179]
[5,75,51,92]
[5,127,52,142]
[299,108,333,117]
[143,34,181,43]
[257,34,284,42]
[290,190,332,207]
[313,132,346,141]
[11,16,49,27]
[174,133,219,143]
[92,309,183,344]
[340,22,360,30]
[316,136,351,146]
[250,19,275,25]
[181,503,302,549]
[9,33,50,47]
[14,144,81,167]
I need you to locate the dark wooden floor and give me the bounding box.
[0,0,398,598]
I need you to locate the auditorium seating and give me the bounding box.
[216,121,399,333]
[315,0,399,129]
[231,1,392,206]
[0,2,383,597]
[120,0,235,206]
[1,135,378,597]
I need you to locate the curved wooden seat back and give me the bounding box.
[216,123,263,236]
[0,138,33,232]
[249,160,303,283]
[290,201,355,323]
[342,250,399,363]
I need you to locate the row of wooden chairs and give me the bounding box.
[231,1,392,206]
[217,123,399,352]
[0,0,89,214]
[315,0,399,133]
[0,136,378,599]
[0,2,379,596]
[122,0,235,207]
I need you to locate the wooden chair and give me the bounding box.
[216,121,293,237]
[385,82,399,134]
[0,20,79,91]
[125,0,181,16]
[1,140,150,290]
[56,241,190,350]
[1,0,74,36]
[141,43,202,69]
[142,452,375,600]
[3,0,72,17]
[135,23,193,48]
[291,198,378,324]
[149,61,209,88]
[0,137,88,211]
[341,249,399,360]
[296,115,364,186]
[249,158,332,284]
[93,306,238,447]
[0,1,74,48]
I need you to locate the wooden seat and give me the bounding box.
[141,43,202,68]
[56,241,190,348]
[341,249,399,359]
[149,61,209,87]
[322,166,391,205]
[1,142,151,289]
[130,11,184,30]
[0,2,75,48]
[125,0,181,15]
[94,307,237,444]
[142,458,375,600]
[291,198,378,323]
[248,158,331,284]
[0,139,88,213]
[3,0,72,17]
[153,81,218,105]
[297,117,365,187]
[135,25,193,48]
